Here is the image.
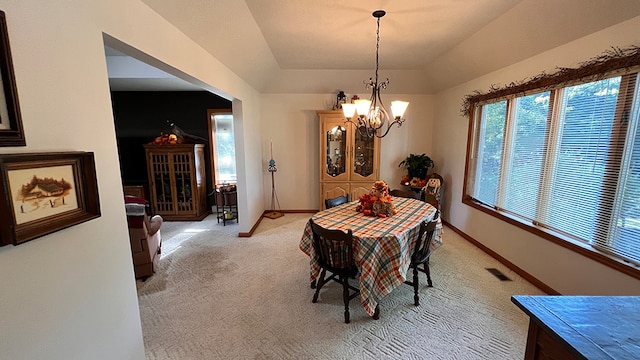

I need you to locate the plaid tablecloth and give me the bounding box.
[299,197,443,316]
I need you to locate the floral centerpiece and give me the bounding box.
[356,180,397,218]
[400,175,427,188]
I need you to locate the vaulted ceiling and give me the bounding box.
[108,0,640,94]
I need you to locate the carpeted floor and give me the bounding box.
[137,213,545,359]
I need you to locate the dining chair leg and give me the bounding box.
[312,269,326,303]
[372,305,380,320]
[412,266,420,306]
[425,259,433,287]
[342,275,351,323]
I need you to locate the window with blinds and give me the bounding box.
[466,72,640,267]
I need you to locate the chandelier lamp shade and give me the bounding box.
[342,10,409,138]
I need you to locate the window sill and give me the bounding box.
[463,197,640,281]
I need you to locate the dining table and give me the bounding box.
[299,196,443,318]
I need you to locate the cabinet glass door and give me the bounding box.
[150,153,174,213]
[172,153,194,212]
[326,125,347,178]
[353,126,375,178]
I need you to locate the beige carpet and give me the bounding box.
[137,213,545,359]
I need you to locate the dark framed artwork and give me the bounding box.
[0,152,100,246]
[0,10,24,146]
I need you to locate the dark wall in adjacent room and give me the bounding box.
[111,91,232,199]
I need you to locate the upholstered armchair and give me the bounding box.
[125,196,163,279]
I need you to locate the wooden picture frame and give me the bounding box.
[0,10,24,146]
[0,152,100,246]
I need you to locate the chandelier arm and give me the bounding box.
[374,125,391,138]
[343,118,358,127]
[366,124,375,138]
[356,116,372,138]
[375,118,405,138]
[374,107,390,131]
[358,116,368,130]
[369,86,390,132]
[375,121,395,138]
[368,90,379,131]
[344,117,370,138]
[360,124,371,138]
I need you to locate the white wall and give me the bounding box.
[0,1,264,359]
[259,93,433,210]
[434,15,640,295]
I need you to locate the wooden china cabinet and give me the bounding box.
[318,110,380,210]
[144,143,208,220]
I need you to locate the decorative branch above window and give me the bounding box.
[461,44,640,116]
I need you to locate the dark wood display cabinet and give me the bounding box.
[144,144,208,221]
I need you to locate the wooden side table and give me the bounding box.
[215,190,238,225]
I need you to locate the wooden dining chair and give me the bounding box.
[389,189,420,199]
[404,211,439,306]
[309,219,360,323]
[324,194,350,209]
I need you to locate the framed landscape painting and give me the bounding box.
[0,152,100,246]
[0,10,25,146]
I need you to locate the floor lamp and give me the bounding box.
[264,141,283,219]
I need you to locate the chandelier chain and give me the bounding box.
[375,16,380,86]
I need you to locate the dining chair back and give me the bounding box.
[404,210,439,306]
[309,219,360,323]
[390,189,420,199]
[324,194,350,209]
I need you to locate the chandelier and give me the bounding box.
[341,10,409,138]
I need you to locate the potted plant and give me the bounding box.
[398,153,434,180]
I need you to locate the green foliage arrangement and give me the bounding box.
[398,153,434,179]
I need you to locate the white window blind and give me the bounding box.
[474,101,506,206]
[468,74,640,266]
[502,92,550,220]
[547,78,621,242]
[605,75,640,263]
